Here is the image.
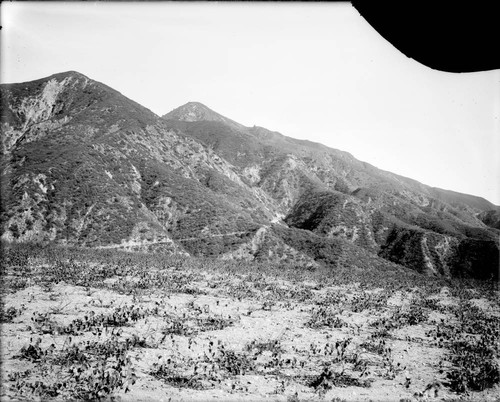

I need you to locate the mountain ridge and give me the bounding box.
[163,101,498,210]
[1,71,498,279]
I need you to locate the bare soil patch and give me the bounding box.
[1,245,499,401]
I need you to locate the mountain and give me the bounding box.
[1,72,498,279]
[163,101,246,131]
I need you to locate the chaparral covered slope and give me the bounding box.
[1,72,498,279]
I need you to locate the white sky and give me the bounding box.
[2,2,499,205]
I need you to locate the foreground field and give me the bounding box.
[1,244,499,401]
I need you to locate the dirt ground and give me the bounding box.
[1,251,499,401]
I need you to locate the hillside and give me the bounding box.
[1,72,498,279]
[162,102,499,279]
[478,209,500,230]
[0,72,271,256]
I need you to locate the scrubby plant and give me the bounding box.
[444,301,500,393]
[11,335,135,400]
[392,301,429,327]
[245,339,285,355]
[1,306,22,323]
[217,348,256,375]
[306,306,347,329]
[360,338,387,355]
[424,300,500,394]
[349,291,389,313]
[150,359,205,390]
[308,364,371,392]
[447,335,499,393]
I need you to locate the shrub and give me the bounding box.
[447,335,500,392]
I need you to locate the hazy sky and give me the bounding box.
[2,2,499,205]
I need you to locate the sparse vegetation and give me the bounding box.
[1,242,499,401]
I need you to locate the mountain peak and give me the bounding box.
[162,102,245,129]
[51,70,88,79]
[162,102,223,122]
[184,101,209,108]
[3,71,89,86]
[0,70,158,153]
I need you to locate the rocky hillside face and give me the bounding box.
[1,72,498,279]
[478,209,500,230]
